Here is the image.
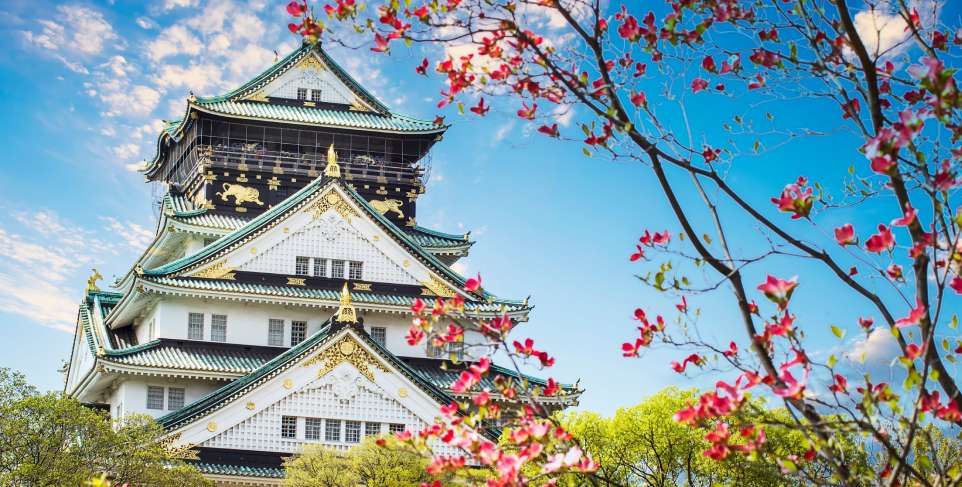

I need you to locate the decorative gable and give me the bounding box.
[238,211,418,285]
[181,183,462,297]
[166,330,461,457]
[246,53,372,111]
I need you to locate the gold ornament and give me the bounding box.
[283,378,294,389]
[246,401,256,410]
[336,283,357,323]
[190,260,236,280]
[216,183,264,206]
[398,387,408,398]
[302,334,389,382]
[206,421,217,432]
[306,189,357,222]
[86,269,103,293]
[369,198,404,218]
[324,144,341,178]
[419,274,457,298]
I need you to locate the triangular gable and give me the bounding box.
[145,178,472,300]
[162,326,460,455]
[198,43,389,114]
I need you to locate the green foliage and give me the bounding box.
[285,436,431,486]
[551,388,868,486]
[0,367,210,487]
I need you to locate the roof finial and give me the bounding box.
[86,268,103,294]
[336,282,357,323]
[324,143,341,178]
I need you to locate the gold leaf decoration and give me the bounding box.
[419,274,457,298]
[283,378,294,389]
[190,260,236,280]
[287,277,306,286]
[206,422,217,432]
[301,335,389,383]
[306,189,358,222]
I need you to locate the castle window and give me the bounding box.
[447,341,464,361]
[268,319,285,346]
[295,256,310,276]
[281,416,297,439]
[331,260,345,279]
[313,258,327,277]
[167,387,185,410]
[348,261,363,280]
[305,418,322,440]
[188,313,204,340]
[364,422,381,437]
[146,386,165,410]
[370,327,386,347]
[325,419,341,441]
[211,314,227,342]
[311,89,322,102]
[389,423,405,434]
[291,321,307,346]
[426,340,444,358]
[345,420,361,443]
[296,88,307,100]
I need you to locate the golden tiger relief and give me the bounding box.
[369,198,404,218]
[217,183,264,206]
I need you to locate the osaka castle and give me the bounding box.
[63,41,579,486]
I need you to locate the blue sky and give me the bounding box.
[0,0,956,415]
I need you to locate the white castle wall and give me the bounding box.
[110,378,222,419]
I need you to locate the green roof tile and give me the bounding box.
[193,100,442,134]
[105,340,281,374]
[188,461,284,478]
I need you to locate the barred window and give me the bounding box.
[268,319,285,346]
[426,340,444,358]
[447,340,464,361]
[345,420,361,443]
[146,386,165,410]
[348,261,363,280]
[167,387,185,410]
[370,327,386,347]
[281,416,297,439]
[291,321,307,346]
[295,256,310,276]
[311,89,322,102]
[389,423,406,434]
[296,88,307,100]
[188,313,204,340]
[211,314,227,342]
[305,418,322,440]
[364,422,381,437]
[313,258,327,277]
[331,260,345,279]
[325,419,341,441]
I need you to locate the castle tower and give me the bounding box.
[63,42,579,485]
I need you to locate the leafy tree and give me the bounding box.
[279,0,962,484]
[553,388,869,486]
[285,436,432,486]
[0,368,209,486]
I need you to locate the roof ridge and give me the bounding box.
[410,225,470,242]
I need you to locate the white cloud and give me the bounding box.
[852,0,940,58]
[164,0,200,10]
[846,327,900,366]
[147,25,203,62]
[22,20,63,51]
[552,104,575,127]
[100,217,155,251]
[23,5,117,57]
[113,143,140,160]
[98,84,162,117]
[494,120,516,143]
[136,16,158,29]
[156,63,223,93]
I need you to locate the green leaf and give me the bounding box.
[827,354,838,368]
[831,325,845,340]
[582,147,592,157]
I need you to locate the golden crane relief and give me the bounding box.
[324,144,341,178]
[216,183,264,206]
[86,269,103,293]
[369,199,404,219]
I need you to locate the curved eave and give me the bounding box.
[135,277,532,320]
[188,101,448,135]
